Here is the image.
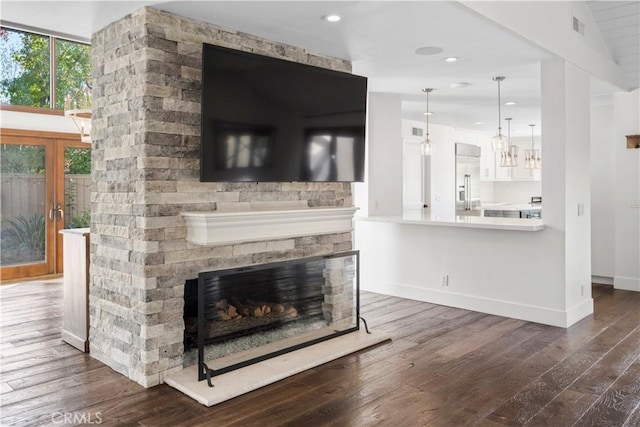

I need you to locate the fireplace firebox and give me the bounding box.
[183,251,360,385]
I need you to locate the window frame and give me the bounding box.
[0,23,91,113]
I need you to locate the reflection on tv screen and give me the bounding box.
[214,122,274,170]
[303,128,360,182]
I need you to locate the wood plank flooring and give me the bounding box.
[1,281,639,426]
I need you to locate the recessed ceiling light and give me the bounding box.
[444,57,458,62]
[324,14,341,22]
[415,46,444,56]
[474,121,483,125]
[423,112,434,116]
[450,82,471,89]
[504,101,517,106]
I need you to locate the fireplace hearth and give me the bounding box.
[183,251,360,384]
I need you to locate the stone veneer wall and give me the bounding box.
[90,7,354,387]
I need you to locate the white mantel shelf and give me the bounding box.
[181,207,358,246]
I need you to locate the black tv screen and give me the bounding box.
[200,43,367,182]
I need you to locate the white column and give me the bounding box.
[365,92,403,216]
[541,58,593,313]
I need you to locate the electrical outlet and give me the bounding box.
[435,193,441,201]
[629,198,640,208]
[577,203,584,216]
[441,274,449,287]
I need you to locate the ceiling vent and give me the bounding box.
[572,16,586,36]
[412,127,424,137]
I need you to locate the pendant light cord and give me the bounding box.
[496,79,502,136]
[497,80,501,133]
[531,124,535,150]
[422,88,433,140]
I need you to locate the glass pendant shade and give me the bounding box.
[524,149,541,169]
[499,117,517,167]
[421,88,434,156]
[524,124,541,169]
[500,145,518,167]
[491,132,504,152]
[421,137,432,155]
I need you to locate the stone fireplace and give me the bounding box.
[90,7,356,388]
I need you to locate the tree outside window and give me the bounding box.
[0,27,91,110]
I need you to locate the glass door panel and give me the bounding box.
[0,139,54,279]
[63,146,91,229]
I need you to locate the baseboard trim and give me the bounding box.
[565,298,595,327]
[591,275,614,286]
[362,280,593,328]
[614,276,640,292]
[61,329,89,353]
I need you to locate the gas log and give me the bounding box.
[213,298,296,321]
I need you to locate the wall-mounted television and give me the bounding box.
[200,43,367,182]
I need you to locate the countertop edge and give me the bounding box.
[356,216,545,232]
[59,228,90,236]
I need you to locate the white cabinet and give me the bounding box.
[60,228,90,352]
[480,139,496,181]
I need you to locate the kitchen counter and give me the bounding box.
[357,210,544,232]
[481,202,542,212]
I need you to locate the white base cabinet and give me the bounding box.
[60,228,90,352]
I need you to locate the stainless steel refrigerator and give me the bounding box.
[455,143,481,216]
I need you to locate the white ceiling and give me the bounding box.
[587,1,640,91]
[1,1,635,137]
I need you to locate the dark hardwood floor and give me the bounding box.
[1,280,639,426]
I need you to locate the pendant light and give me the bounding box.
[500,117,518,167]
[525,124,541,169]
[421,88,434,156]
[491,76,505,152]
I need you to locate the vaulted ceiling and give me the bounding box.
[587,1,640,91]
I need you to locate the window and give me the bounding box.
[0,27,91,110]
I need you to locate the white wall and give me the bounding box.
[402,137,423,209]
[362,93,403,216]
[590,99,616,279]
[429,123,457,217]
[356,220,579,326]
[613,89,640,291]
[590,90,640,290]
[563,60,593,310]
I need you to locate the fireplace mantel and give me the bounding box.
[182,207,357,246]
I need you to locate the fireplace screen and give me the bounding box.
[189,251,359,383]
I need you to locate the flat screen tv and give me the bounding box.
[200,43,367,182]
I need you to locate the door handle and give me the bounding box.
[49,203,56,222]
[55,204,64,221]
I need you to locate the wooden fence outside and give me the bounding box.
[0,174,91,227]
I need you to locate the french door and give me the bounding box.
[0,129,90,281]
